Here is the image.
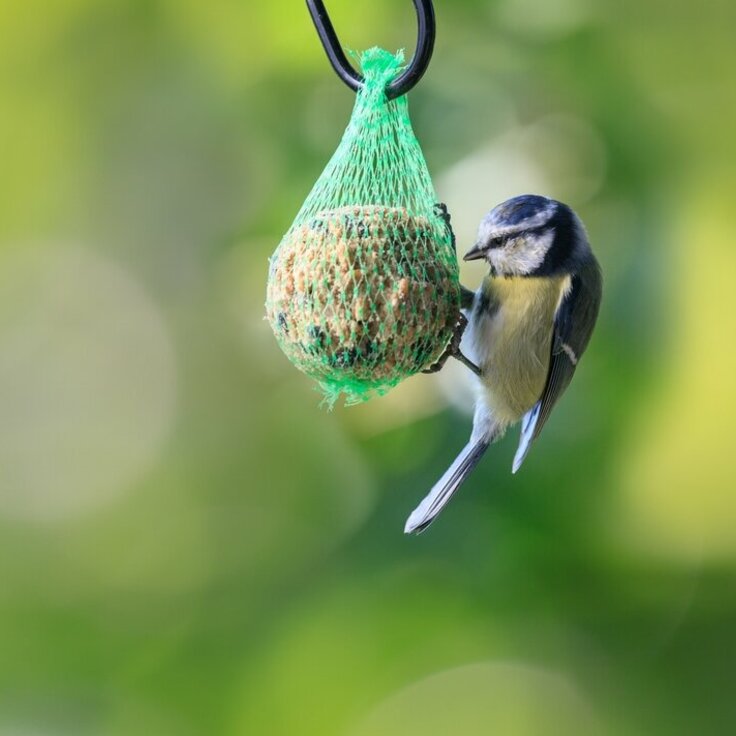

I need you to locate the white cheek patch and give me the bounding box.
[491,229,554,276]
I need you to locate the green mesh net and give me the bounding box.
[266,47,460,405]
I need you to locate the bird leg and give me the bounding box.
[425,203,482,376]
[422,312,482,377]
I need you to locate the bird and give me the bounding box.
[405,194,602,534]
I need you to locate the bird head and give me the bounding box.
[464,195,577,277]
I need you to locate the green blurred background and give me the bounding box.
[1,0,735,734]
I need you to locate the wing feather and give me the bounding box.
[513,257,602,469]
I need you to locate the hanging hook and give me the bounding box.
[305,0,436,99]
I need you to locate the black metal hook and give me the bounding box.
[305,0,436,99]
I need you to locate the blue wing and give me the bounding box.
[513,257,602,472]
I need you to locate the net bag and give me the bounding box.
[266,48,460,404]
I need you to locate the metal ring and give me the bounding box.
[305,0,436,99]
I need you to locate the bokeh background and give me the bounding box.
[1,0,735,734]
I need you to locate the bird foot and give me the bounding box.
[422,313,482,377]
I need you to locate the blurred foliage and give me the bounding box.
[0,0,735,734]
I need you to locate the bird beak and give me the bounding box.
[463,242,485,261]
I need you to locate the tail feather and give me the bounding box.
[512,401,541,473]
[404,440,490,535]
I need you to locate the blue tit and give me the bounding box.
[405,194,602,534]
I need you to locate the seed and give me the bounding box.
[398,278,409,300]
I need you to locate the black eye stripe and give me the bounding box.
[488,224,552,250]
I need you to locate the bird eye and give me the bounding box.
[490,236,504,248]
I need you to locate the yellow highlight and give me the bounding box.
[615,175,736,562]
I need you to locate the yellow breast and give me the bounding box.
[470,275,568,424]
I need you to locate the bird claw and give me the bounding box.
[424,204,481,377]
[433,202,456,251]
[422,313,482,376]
